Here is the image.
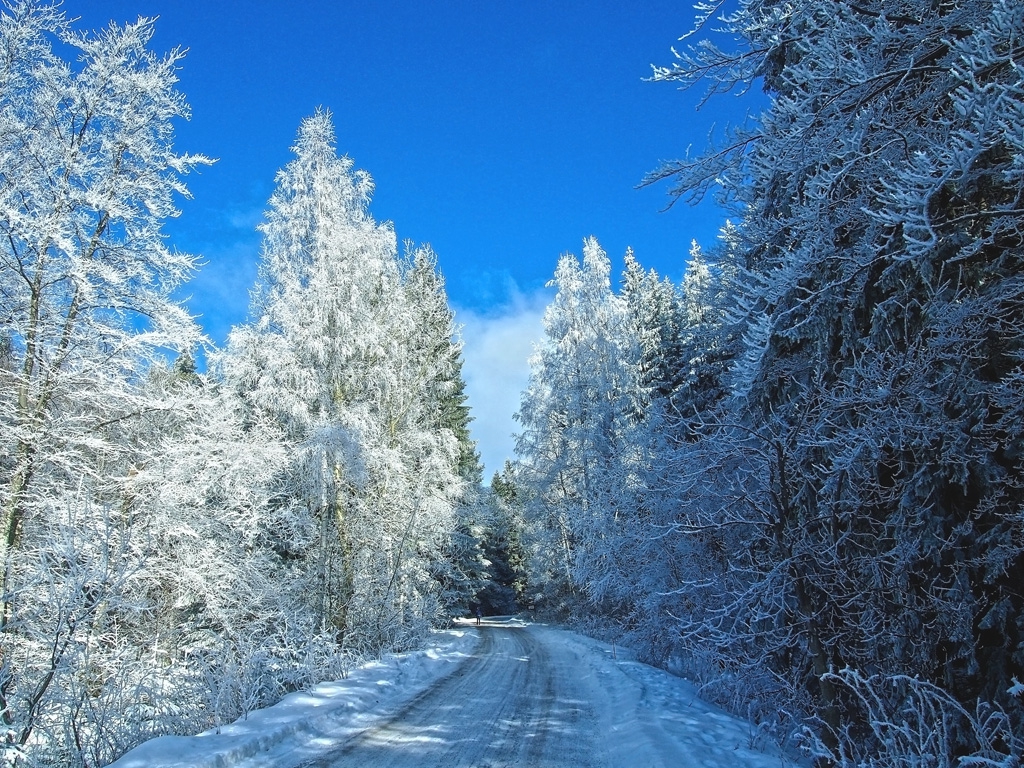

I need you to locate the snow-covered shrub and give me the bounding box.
[805,670,1023,768]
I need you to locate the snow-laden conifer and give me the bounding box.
[645,0,1024,761]
[225,111,465,655]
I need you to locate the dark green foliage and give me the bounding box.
[476,465,528,615]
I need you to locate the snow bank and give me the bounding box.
[106,629,478,768]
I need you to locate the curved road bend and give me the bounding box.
[297,622,609,768]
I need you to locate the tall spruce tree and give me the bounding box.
[225,111,465,654]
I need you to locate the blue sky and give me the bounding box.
[77,1,757,479]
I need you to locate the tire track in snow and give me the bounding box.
[296,623,605,767]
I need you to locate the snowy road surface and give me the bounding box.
[293,623,601,767]
[110,620,792,768]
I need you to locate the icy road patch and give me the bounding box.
[109,619,796,767]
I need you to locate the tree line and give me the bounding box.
[0,5,521,765]
[512,0,1024,764]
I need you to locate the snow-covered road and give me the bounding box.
[110,620,794,767]
[294,622,600,767]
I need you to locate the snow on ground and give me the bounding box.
[108,619,800,767]
[107,629,478,768]
[535,624,798,767]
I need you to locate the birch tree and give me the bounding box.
[0,4,209,760]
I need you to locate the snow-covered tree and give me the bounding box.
[479,464,528,615]
[225,111,465,654]
[620,235,739,430]
[649,0,1024,761]
[67,363,317,747]
[620,249,683,413]
[515,238,649,616]
[0,4,210,761]
[398,243,486,616]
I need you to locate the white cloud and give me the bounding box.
[455,287,550,483]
